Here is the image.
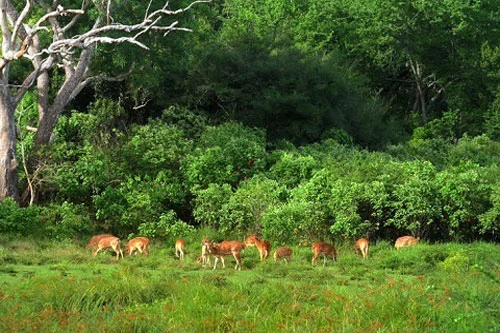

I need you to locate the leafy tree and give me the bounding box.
[184,122,267,189]
[192,183,233,229]
[479,182,500,238]
[183,29,395,147]
[388,161,441,238]
[436,162,490,240]
[220,176,283,233]
[268,151,318,188]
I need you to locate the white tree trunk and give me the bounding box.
[0,80,19,202]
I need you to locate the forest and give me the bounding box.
[1,0,500,244]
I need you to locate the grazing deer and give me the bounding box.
[125,237,150,256]
[273,246,293,263]
[203,239,246,270]
[355,238,370,259]
[93,236,124,260]
[395,236,420,249]
[311,242,337,267]
[196,239,211,267]
[175,239,185,260]
[85,234,115,250]
[245,234,271,261]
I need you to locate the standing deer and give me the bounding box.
[197,238,211,267]
[125,237,150,256]
[245,234,271,261]
[85,234,115,250]
[355,238,370,259]
[273,246,293,263]
[395,236,420,249]
[311,241,337,267]
[203,239,246,270]
[175,239,185,260]
[93,236,124,260]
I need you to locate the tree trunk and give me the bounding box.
[0,80,19,203]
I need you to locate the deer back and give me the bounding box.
[86,234,114,249]
[209,240,245,256]
[312,242,336,255]
[274,246,293,260]
[355,238,369,250]
[395,236,419,249]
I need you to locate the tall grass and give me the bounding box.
[0,235,498,332]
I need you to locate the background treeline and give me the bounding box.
[3,0,500,242]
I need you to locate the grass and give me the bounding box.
[0,235,499,332]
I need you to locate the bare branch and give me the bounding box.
[69,64,136,101]
[61,0,89,33]
[11,0,31,44]
[31,8,85,36]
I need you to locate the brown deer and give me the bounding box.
[245,234,271,261]
[125,237,150,256]
[203,239,246,270]
[355,238,370,259]
[175,239,185,260]
[395,236,420,249]
[311,242,337,267]
[93,236,124,260]
[85,234,115,250]
[273,246,293,263]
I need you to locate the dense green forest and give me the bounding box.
[1,0,500,243]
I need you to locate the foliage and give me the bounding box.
[137,210,194,239]
[184,122,267,189]
[0,199,41,235]
[479,183,500,236]
[192,183,233,229]
[435,162,491,240]
[184,32,396,148]
[387,161,441,237]
[5,0,500,245]
[40,202,92,241]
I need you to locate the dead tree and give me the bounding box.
[0,0,209,204]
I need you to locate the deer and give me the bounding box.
[354,238,370,259]
[273,246,293,263]
[175,239,185,260]
[196,238,211,267]
[125,237,150,256]
[85,234,115,250]
[311,241,337,267]
[395,236,420,249]
[245,234,271,261]
[202,238,246,270]
[93,236,124,260]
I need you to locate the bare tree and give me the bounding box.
[0,0,209,204]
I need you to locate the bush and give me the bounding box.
[40,202,92,240]
[137,210,194,239]
[0,198,42,235]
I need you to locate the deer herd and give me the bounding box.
[86,233,420,268]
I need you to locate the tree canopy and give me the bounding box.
[1,0,499,243]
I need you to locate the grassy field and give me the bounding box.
[0,234,499,333]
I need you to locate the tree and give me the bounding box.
[0,0,209,204]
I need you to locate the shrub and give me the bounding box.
[137,211,194,239]
[40,202,92,240]
[0,198,42,235]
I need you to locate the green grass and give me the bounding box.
[0,236,499,332]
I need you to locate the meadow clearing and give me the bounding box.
[0,234,498,332]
